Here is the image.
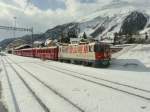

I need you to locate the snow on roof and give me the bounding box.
[34,41,44,44]
[14,44,31,50]
[45,39,53,45]
[100,39,114,44]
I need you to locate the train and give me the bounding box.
[13,42,111,67]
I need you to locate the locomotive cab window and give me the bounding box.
[104,45,110,52]
[94,44,104,52]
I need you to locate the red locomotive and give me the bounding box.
[13,42,111,67]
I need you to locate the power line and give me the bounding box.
[0,25,32,32]
[13,17,17,39]
[0,25,34,47]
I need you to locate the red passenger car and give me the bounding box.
[14,48,36,57]
[35,47,58,60]
[14,47,58,60]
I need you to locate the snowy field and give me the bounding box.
[0,44,150,112]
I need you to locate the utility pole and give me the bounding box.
[13,17,16,38]
[31,27,34,48]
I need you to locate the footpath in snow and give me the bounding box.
[0,56,7,112]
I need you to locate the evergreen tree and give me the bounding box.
[145,32,148,40]
[83,32,87,39]
[113,32,118,45]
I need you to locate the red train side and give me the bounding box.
[13,42,111,67]
[14,47,58,61]
[35,47,58,60]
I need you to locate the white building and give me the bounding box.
[70,38,81,44]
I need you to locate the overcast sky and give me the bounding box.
[0,0,149,41]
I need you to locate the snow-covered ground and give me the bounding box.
[112,44,150,70]
[0,44,150,112]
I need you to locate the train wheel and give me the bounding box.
[88,62,92,66]
[71,60,75,64]
[59,59,63,62]
[82,61,88,66]
[92,62,98,68]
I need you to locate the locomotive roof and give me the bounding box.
[60,42,109,47]
[14,44,31,50]
[34,46,58,49]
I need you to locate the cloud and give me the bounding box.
[30,0,66,10]
[0,0,102,35]
[78,0,97,3]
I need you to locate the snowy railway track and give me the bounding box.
[6,57,85,112]
[30,61,150,101]
[7,57,150,102]
[40,62,150,93]
[2,58,50,112]
[1,59,20,112]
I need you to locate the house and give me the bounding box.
[45,39,58,47]
[70,38,80,44]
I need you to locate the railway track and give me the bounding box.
[5,57,85,112]
[40,61,150,93]
[2,57,50,112]
[21,59,150,102]
[1,59,20,112]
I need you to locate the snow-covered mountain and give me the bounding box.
[77,0,150,39]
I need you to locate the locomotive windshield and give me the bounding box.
[94,44,104,52]
[94,44,109,52]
